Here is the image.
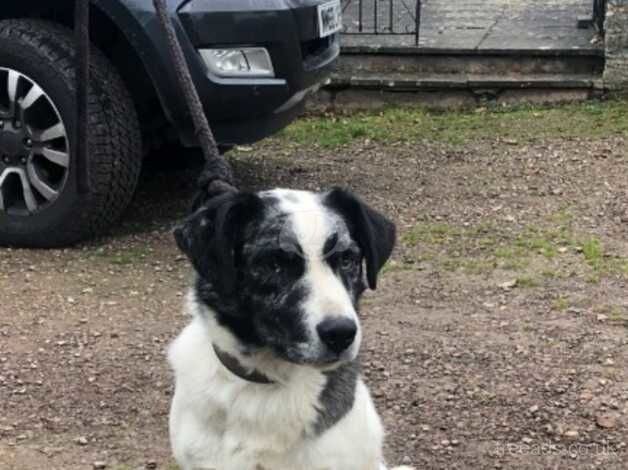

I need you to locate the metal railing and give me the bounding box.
[341,0,422,46]
[593,0,607,34]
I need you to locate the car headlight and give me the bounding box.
[199,48,275,78]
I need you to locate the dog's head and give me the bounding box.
[175,188,395,367]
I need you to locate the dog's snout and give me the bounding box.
[317,317,357,354]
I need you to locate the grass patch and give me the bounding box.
[512,234,558,259]
[551,296,569,312]
[94,245,151,266]
[516,276,540,288]
[280,100,628,148]
[609,309,628,325]
[577,238,628,275]
[581,238,603,264]
[380,259,422,274]
[399,216,628,282]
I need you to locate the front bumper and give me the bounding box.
[176,0,340,145]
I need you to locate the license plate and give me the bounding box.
[318,0,342,38]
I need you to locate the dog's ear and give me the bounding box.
[325,188,396,290]
[174,191,263,294]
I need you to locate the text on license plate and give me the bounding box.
[318,0,342,38]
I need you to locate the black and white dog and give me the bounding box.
[169,187,413,470]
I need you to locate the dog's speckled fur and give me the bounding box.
[169,188,412,470]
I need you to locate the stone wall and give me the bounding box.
[604,0,628,90]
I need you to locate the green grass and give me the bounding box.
[398,215,628,282]
[512,234,558,259]
[516,276,540,288]
[609,309,628,325]
[551,296,570,312]
[279,100,628,148]
[581,238,604,265]
[578,238,628,275]
[94,245,151,266]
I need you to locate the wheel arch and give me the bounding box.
[0,15,143,246]
[0,0,169,147]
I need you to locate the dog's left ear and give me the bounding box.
[174,191,263,294]
[325,188,396,290]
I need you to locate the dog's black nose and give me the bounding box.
[317,317,357,354]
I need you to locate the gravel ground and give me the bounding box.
[1,115,628,469]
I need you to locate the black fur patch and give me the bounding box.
[185,193,311,361]
[324,188,396,290]
[313,360,360,435]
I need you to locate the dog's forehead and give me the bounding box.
[257,189,351,254]
[259,189,323,213]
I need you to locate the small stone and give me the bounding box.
[76,436,88,446]
[93,462,107,470]
[596,414,618,429]
[597,314,608,322]
[499,279,518,290]
[564,430,579,439]
[529,405,539,414]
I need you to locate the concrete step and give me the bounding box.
[338,47,605,77]
[329,71,600,91]
[313,70,603,112]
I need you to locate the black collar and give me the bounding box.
[213,345,275,385]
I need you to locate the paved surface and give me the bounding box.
[342,0,599,50]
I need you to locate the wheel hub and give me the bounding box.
[0,121,27,162]
[0,68,69,215]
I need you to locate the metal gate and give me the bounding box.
[341,0,422,45]
[593,0,607,34]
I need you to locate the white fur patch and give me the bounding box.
[271,189,362,361]
[169,297,385,470]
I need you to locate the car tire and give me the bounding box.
[0,19,142,247]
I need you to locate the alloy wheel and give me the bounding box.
[0,67,70,216]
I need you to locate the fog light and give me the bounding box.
[199,48,275,78]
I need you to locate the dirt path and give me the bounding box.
[2,107,628,469]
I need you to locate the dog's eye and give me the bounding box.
[339,251,358,271]
[252,256,284,278]
[270,260,282,274]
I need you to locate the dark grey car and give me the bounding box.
[0,0,340,247]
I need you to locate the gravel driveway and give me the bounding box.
[1,103,628,469]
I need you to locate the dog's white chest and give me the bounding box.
[168,319,385,470]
